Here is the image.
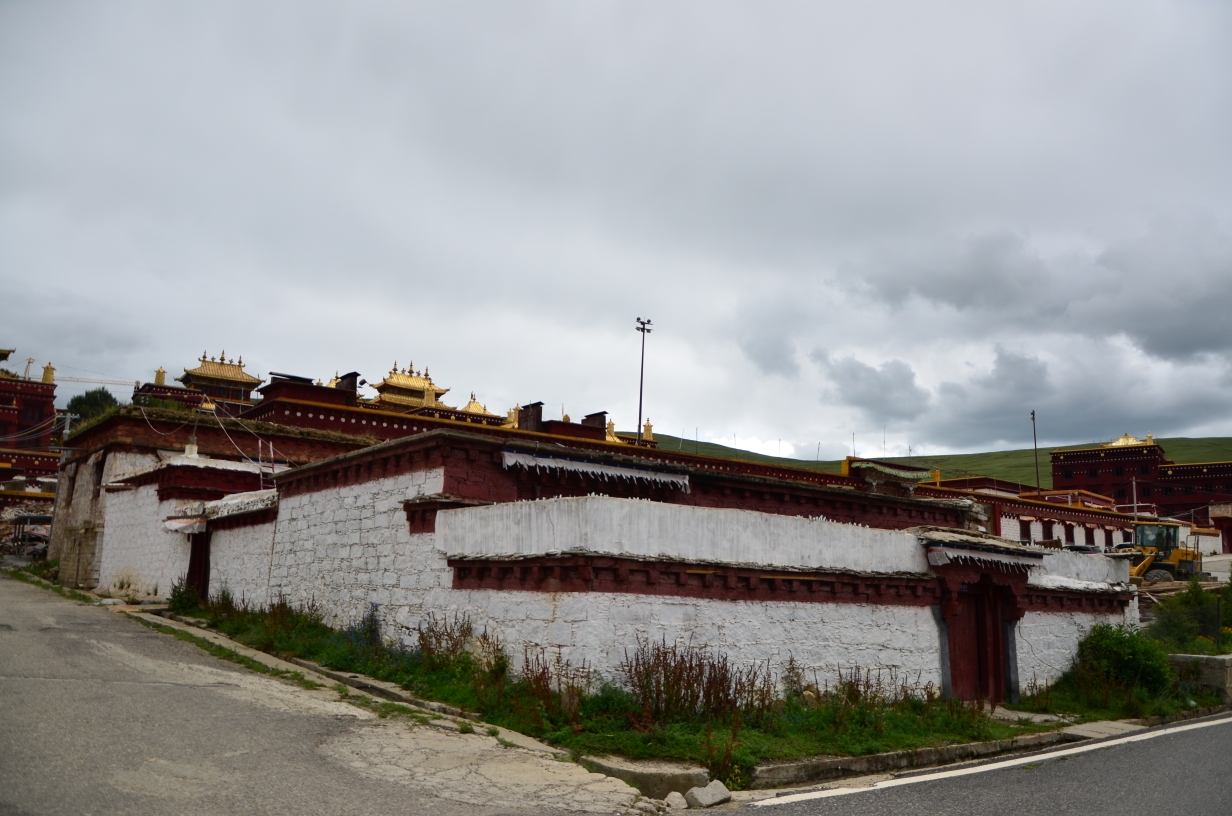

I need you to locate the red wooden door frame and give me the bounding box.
[937,566,1027,704]
[185,530,211,600]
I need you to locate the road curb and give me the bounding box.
[283,656,483,721]
[748,730,1073,789]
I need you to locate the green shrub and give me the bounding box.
[66,387,119,421]
[167,575,201,614]
[1076,624,1172,696]
[1144,579,1230,654]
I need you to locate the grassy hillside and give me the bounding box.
[649,434,845,473]
[648,434,1232,490]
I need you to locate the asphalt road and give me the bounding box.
[760,715,1232,816]
[6,569,1231,816]
[0,572,627,816]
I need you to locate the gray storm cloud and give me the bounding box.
[3,1,1232,454]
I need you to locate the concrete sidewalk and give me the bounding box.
[0,571,642,815]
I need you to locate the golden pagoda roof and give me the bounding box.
[178,352,262,386]
[459,393,497,417]
[1104,432,1155,448]
[371,362,452,409]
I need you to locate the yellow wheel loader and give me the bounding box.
[1116,521,1204,583]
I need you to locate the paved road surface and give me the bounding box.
[758,714,1232,816]
[0,573,636,816]
[7,569,1230,816]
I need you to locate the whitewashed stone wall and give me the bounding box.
[1032,549,1129,588]
[1194,532,1223,555]
[267,488,943,683]
[1015,600,1138,688]
[256,485,1142,691]
[96,484,193,597]
[438,496,930,575]
[418,590,944,686]
[267,467,446,624]
[1000,517,1022,541]
[210,522,276,606]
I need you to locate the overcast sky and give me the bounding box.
[4,1,1232,459]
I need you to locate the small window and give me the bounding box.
[1184,486,1195,495]
[1088,468,1100,478]
[1115,488,1127,499]
[1164,487,1174,496]
[1141,486,1153,498]
[1062,470,1073,479]
[1115,467,1125,477]
[1139,465,1151,475]
[1204,484,1215,493]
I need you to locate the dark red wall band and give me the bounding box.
[448,554,1133,615]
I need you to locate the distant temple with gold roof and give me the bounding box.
[369,363,452,412]
[174,352,263,415]
[368,361,506,426]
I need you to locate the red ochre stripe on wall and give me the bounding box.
[446,555,1133,615]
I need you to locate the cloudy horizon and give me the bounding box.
[4,1,1232,460]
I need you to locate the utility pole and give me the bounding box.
[635,317,652,443]
[56,413,79,462]
[1132,476,1138,522]
[1031,410,1041,494]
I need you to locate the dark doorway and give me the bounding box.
[946,576,1006,703]
[186,531,211,600]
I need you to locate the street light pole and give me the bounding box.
[1031,410,1041,494]
[635,317,652,443]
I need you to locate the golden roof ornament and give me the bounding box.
[1105,433,1147,447]
[370,357,453,411]
[460,392,498,417]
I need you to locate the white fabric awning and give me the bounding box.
[926,545,1041,570]
[501,451,690,492]
[163,517,206,534]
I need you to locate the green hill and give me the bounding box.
[649,434,1232,490]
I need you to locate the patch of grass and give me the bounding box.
[19,558,60,581]
[187,594,1046,787]
[129,616,322,690]
[2,565,94,603]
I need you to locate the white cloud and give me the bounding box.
[4,1,1232,453]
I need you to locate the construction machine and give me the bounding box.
[1116,520,1203,583]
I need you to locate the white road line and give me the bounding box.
[753,715,1232,807]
